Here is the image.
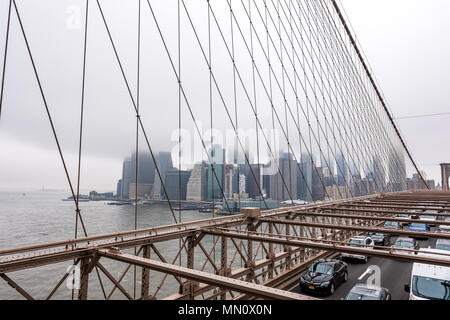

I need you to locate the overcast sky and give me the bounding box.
[0,0,448,192]
[340,0,450,184]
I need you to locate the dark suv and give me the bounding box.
[299,259,348,295]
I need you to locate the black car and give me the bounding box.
[396,214,410,227]
[299,259,348,295]
[344,284,391,300]
[368,233,391,247]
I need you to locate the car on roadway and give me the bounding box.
[407,209,421,220]
[420,211,438,227]
[396,213,410,227]
[435,239,450,251]
[391,237,419,254]
[383,220,401,230]
[367,232,391,247]
[341,236,374,263]
[438,217,450,233]
[404,249,450,300]
[383,221,401,235]
[299,259,348,296]
[409,222,431,238]
[343,284,391,300]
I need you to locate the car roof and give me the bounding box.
[350,284,383,297]
[351,236,367,240]
[396,237,414,241]
[436,239,450,245]
[314,258,340,264]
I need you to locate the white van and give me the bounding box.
[404,249,450,300]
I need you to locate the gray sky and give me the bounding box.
[0,0,448,191]
[340,0,450,184]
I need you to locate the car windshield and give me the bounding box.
[411,223,426,228]
[412,276,450,300]
[397,214,408,218]
[435,241,450,251]
[309,263,333,275]
[394,240,414,248]
[422,216,434,220]
[345,291,379,300]
[384,221,398,227]
[348,239,364,247]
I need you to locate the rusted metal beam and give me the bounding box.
[78,257,90,300]
[141,245,151,299]
[97,249,316,300]
[286,211,450,226]
[259,218,450,240]
[0,273,34,300]
[322,207,450,218]
[46,258,81,300]
[96,261,133,300]
[203,229,450,267]
[107,246,144,299]
[332,203,450,212]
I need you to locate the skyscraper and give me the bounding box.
[165,169,191,201]
[298,153,313,202]
[207,145,226,201]
[121,157,133,199]
[337,153,348,187]
[152,152,174,200]
[267,154,297,202]
[119,152,156,199]
[186,162,209,201]
[246,164,262,199]
[224,164,235,199]
[312,167,325,201]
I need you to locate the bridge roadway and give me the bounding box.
[292,235,437,300]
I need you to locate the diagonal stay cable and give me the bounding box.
[0,0,12,120]
[188,0,293,204]
[12,0,107,299]
[95,0,182,222]
[146,0,270,210]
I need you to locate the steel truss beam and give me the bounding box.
[97,249,316,300]
[1,191,450,300]
[202,229,450,267]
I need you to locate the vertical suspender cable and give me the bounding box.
[133,0,141,300]
[0,0,12,120]
[330,0,428,189]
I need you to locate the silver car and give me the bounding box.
[344,284,391,300]
[438,218,450,233]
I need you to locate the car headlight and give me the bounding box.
[320,281,330,287]
[300,277,306,283]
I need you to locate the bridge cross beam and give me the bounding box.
[140,245,151,300]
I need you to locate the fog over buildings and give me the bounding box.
[0,0,449,192]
